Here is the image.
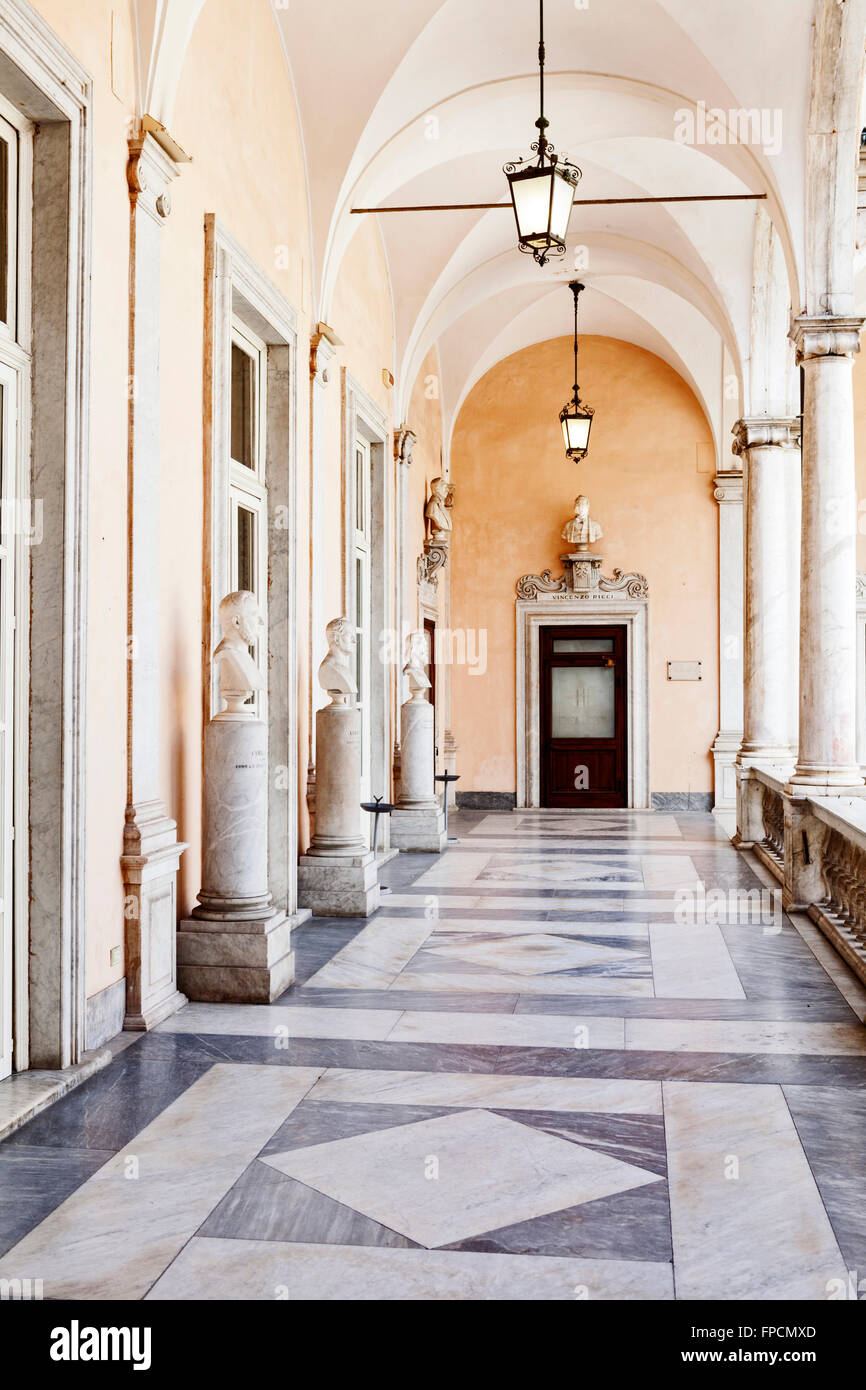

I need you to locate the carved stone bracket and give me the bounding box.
[516,567,648,600]
[417,543,449,586]
[857,572,866,600]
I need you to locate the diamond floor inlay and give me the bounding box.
[262,1108,660,1248]
[1,807,863,1300]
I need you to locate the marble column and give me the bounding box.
[307,326,340,817]
[178,722,294,1003]
[298,701,381,916]
[732,418,801,846]
[121,134,187,1031]
[711,469,744,813]
[788,317,865,792]
[391,695,446,852]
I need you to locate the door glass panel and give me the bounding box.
[231,342,255,469]
[551,665,615,739]
[552,637,614,653]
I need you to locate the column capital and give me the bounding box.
[731,417,801,454]
[789,315,865,363]
[127,133,179,224]
[394,427,416,468]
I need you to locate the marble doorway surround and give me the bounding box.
[516,593,650,809]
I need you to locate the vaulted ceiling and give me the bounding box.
[274,0,820,454]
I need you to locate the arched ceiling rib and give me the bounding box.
[270,0,816,440]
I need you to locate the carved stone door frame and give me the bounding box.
[516,597,650,809]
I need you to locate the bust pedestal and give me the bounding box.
[298,701,382,916]
[178,718,294,1002]
[391,697,446,852]
[563,551,604,594]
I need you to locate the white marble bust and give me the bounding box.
[425,476,453,543]
[214,590,265,716]
[403,630,431,701]
[561,494,603,551]
[318,616,357,705]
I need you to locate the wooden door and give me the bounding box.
[540,625,627,808]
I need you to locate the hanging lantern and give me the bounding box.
[504,0,581,266]
[559,281,594,462]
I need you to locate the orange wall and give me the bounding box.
[450,336,719,799]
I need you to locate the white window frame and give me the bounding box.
[228,315,268,720]
[353,433,372,803]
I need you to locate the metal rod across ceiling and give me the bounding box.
[350,193,768,213]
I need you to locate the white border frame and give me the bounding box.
[516,597,650,809]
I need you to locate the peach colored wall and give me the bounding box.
[450,336,719,799]
[405,347,444,615]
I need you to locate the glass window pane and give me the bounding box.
[355,445,366,532]
[552,638,614,653]
[551,666,615,739]
[231,342,255,469]
[236,505,255,594]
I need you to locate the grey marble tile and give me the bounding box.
[783,1084,866,1273]
[199,1160,422,1249]
[0,1146,117,1257]
[289,987,521,1014]
[491,1107,667,1177]
[0,1058,209,1152]
[492,1045,866,1086]
[444,1181,671,1263]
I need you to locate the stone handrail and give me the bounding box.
[750,764,789,877]
[804,796,866,980]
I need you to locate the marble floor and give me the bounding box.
[2,808,866,1301]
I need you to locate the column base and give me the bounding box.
[176,908,307,1003]
[786,772,866,796]
[298,850,380,917]
[390,804,447,852]
[121,799,188,1032]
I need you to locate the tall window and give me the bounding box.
[229,318,267,716]
[353,434,372,804]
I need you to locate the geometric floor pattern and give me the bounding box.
[1,808,865,1299]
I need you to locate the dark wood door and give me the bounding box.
[540,625,627,808]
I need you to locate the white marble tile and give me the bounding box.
[640,855,699,889]
[264,1109,659,1247]
[649,923,745,999]
[393,969,653,996]
[387,1010,625,1050]
[421,933,646,976]
[304,918,433,989]
[157,1003,402,1041]
[147,1237,674,1301]
[664,1082,847,1299]
[628,1018,866,1055]
[413,854,493,887]
[309,1068,662,1114]
[0,1065,321,1299]
[430,917,650,938]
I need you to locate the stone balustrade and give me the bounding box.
[803,797,866,985]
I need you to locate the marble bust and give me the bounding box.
[214,590,265,716]
[403,630,431,701]
[318,616,357,705]
[561,494,603,551]
[425,476,453,543]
